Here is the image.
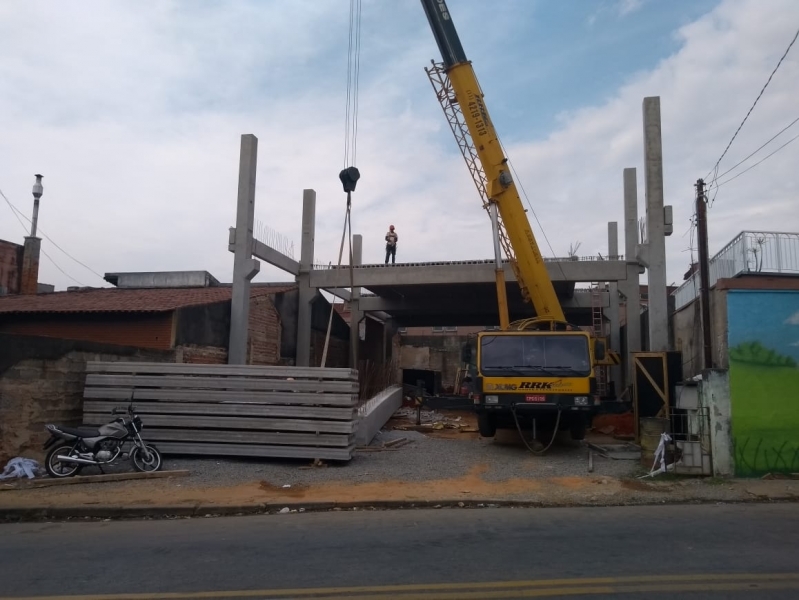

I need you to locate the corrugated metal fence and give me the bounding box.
[82,362,358,461]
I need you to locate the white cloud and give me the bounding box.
[617,0,646,17]
[1,0,798,297]
[786,312,799,326]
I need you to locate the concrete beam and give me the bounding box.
[296,189,316,367]
[229,134,260,365]
[324,288,351,302]
[608,222,622,393]
[349,234,363,369]
[250,238,300,276]
[309,260,628,289]
[642,96,669,352]
[358,289,608,313]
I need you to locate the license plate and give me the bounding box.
[525,395,546,403]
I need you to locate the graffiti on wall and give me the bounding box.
[727,290,799,476]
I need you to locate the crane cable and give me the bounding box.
[320,0,363,368]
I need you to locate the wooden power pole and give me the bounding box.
[695,179,713,369]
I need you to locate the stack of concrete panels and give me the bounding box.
[82,362,358,461]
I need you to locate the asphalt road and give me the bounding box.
[1,503,798,599]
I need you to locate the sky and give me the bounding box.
[1,0,798,294]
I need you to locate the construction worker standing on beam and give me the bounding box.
[385,225,398,265]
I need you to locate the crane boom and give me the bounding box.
[420,0,566,324]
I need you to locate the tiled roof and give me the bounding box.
[0,284,297,315]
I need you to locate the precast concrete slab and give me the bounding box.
[356,385,403,446]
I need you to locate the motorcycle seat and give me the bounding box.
[58,426,102,438]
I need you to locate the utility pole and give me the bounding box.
[695,178,713,369]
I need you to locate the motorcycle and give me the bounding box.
[43,402,162,478]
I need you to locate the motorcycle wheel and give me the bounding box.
[45,444,83,478]
[131,444,162,472]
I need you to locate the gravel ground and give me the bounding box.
[159,428,639,489]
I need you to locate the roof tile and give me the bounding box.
[0,284,297,315]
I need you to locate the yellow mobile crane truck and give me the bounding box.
[420,0,608,441]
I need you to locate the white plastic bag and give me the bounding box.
[0,457,41,480]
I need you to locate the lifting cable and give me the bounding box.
[511,406,562,455]
[321,0,363,368]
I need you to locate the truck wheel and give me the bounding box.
[569,420,586,441]
[478,413,496,437]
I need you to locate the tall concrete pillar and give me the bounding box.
[623,168,642,387]
[607,222,621,393]
[228,134,260,365]
[296,189,316,367]
[349,234,363,369]
[641,97,670,352]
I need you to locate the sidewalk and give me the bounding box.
[2,463,798,520]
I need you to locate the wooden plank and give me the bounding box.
[84,374,358,394]
[86,362,358,380]
[114,414,357,434]
[155,441,354,461]
[0,470,189,492]
[83,401,357,421]
[144,429,354,447]
[83,387,357,407]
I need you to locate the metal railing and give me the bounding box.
[673,231,799,309]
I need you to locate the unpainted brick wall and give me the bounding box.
[0,345,173,464]
[248,294,281,365]
[310,329,350,368]
[176,344,228,364]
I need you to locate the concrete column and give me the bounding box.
[349,234,363,369]
[607,222,621,393]
[20,237,41,295]
[623,168,642,387]
[296,189,316,367]
[642,97,669,352]
[228,134,260,365]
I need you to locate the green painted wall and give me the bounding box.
[727,290,799,476]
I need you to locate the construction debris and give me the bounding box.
[391,407,468,430]
[384,437,408,448]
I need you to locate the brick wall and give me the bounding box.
[310,329,349,368]
[0,334,173,463]
[19,237,41,295]
[0,239,22,296]
[175,344,228,364]
[248,294,281,365]
[0,312,175,350]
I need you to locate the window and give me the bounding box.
[432,326,444,333]
[398,327,407,334]
[444,326,457,332]
[479,334,591,377]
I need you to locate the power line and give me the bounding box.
[0,187,105,280]
[713,130,799,188]
[714,116,799,180]
[1,189,86,286]
[41,248,86,287]
[1,190,29,234]
[706,26,799,183]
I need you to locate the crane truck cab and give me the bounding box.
[462,329,604,440]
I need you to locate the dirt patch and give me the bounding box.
[0,464,631,509]
[620,479,670,493]
[259,482,310,497]
[387,410,480,440]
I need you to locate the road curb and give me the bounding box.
[1,495,797,522]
